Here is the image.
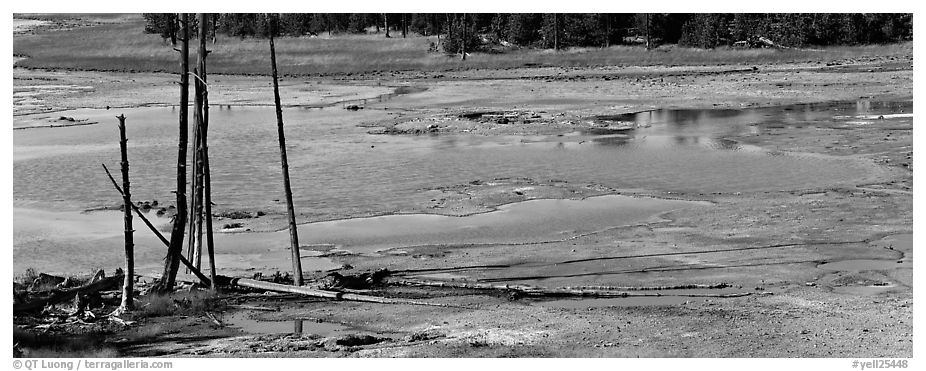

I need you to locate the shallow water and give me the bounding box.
[13,100,903,216]
[223,311,349,336]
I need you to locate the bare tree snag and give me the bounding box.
[154,12,190,294]
[268,14,304,286]
[199,12,218,290]
[116,115,134,312]
[187,65,203,272]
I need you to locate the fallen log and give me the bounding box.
[228,304,279,312]
[231,278,458,308]
[390,279,746,298]
[14,274,124,313]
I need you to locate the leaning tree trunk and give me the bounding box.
[269,22,304,286]
[154,13,190,294]
[116,114,134,311]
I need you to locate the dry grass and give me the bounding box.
[136,289,223,318]
[14,14,912,76]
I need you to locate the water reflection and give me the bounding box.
[588,99,912,153]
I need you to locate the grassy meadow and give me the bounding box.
[13,13,913,76]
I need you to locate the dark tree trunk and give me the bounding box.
[384,13,390,38]
[198,13,218,290]
[645,13,651,50]
[402,13,407,38]
[448,14,455,51]
[460,13,466,60]
[154,13,190,294]
[605,14,611,48]
[169,14,178,47]
[269,19,304,286]
[116,114,134,311]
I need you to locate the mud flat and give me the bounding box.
[12,42,912,357]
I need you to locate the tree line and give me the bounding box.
[144,13,912,52]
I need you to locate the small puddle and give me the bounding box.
[223,311,349,336]
[817,259,902,272]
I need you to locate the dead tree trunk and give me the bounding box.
[198,12,218,290]
[553,13,559,51]
[401,14,407,38]
[154,13,190,294]
[116,115,134,311]
[187,65,203,272]
[269,17,304,286]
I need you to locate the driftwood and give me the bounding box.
[231,278,457,308]
[390,279,745,298]
[15,274,124,313]
[102,164,213,287]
